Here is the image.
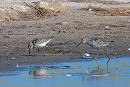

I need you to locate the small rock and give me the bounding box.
[16,64,19,67]
[88,8,93,11]
[83,53,91,58]
[105,26,110,29]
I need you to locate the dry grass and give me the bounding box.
[0,2,59,21]
[21,2,58,20]
[81,7,130,16]
[18,8,57,20]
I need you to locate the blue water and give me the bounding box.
[0,56,130,87]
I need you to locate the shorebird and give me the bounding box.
[28,36,54,56]
[76,38,114,70]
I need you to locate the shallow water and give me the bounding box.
[0,56,130,87]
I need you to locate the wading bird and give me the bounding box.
[28,36,54,56]
[76,38,114,70]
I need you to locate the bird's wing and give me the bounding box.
[36,38,49,44]
[98,41,109,47]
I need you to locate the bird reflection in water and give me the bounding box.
[82,68,109,81]
[29,69,51,78]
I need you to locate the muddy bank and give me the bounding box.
[0,1,130,68]
[0,1,67,21]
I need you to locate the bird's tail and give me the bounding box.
[110,41,114,42]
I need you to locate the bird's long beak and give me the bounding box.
[76,41,82,48]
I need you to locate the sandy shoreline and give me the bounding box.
[0,1,130,69]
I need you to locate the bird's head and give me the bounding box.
[76,38,90,47]
[28,42,34,49]
[81,38,91,43]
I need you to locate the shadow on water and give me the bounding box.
[0,56,130,87]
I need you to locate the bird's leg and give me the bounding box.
[29,48,31,56]
[105,46,110,71]
[37,48,40,52]
[106,56,110,72]
[43,47,45,56]
[95,50,100,70]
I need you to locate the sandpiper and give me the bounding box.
[28,36,54,56]
[76,38,114,70]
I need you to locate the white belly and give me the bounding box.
[36,43,47,48]
[35,39,51,48]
